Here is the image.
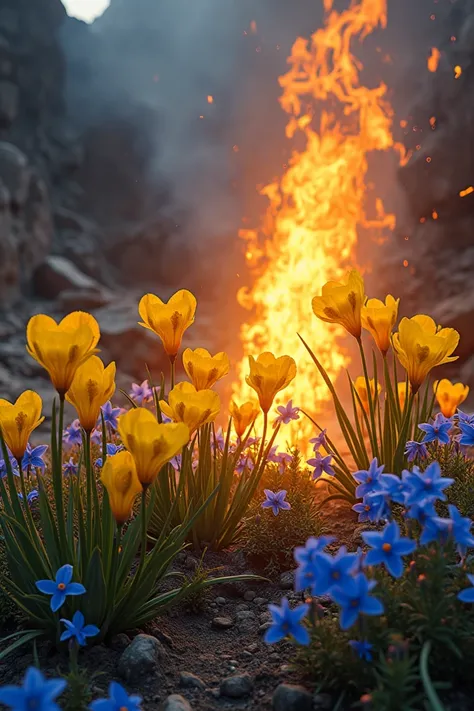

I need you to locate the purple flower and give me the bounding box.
[63,419,83,448]
[246,436,261,447]
[403,461,454,506]
[129,380,152,405]
[362,521,416,578]
[212,427,225,453]
[307,452,335,480]
[349,639,373,661]
[418,414,452,445]
[100,401,122,432]
[352,493,387,523]
[266,445,279,463]
[95,443,124,469]
[352,458,384,498]
[0,667,67,711]
[458,574,474,603]
[458,421,474,447]
[35,564,86,612]
[404,440,428,463]
[21,443,49,472]
[235,453,254,475]
[90,429,102,446]
[309,429,328,451]
[261,489,291,516]
[275,451,292,474]
[90,681,142,711]
[60,611,99,647]
[0,455,19,478]
[264,597,310,645]
[330,573,384,630]
[274,400,300,426]
[170,454,182,471]
[63,457,78,477]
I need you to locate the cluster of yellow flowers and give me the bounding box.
[312,269,460,395]
[0,290,297,527]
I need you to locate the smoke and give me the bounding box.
[60,0,455,248]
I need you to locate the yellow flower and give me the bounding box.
[397,382,407,411]
[434,379,469,418]
[393,315,459,394]
[0,391,44,460]
[245,352,297,414]
[118,408,189,487]
[361,295,399,355]
[101,451,142,526]
[26,312,100,397]
[65,356,116,433]
[229,400,260,438]
[138,290,197,359]
[353,376,381,414]
[312,270,365,339]
[160,382,220,433]
[182,347,230,390]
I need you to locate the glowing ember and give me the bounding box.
[233,0,399,450]
[427,47,441,73]
[460,186,474,198]
[454,65,462,79]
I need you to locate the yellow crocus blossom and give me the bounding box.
[312,270,365,340]
[160,382,220,433]
[0,391,44,460]
[66,356,116,433]
[245,352,296,414]
[229,400,260,438]
[182,347,230,390]
[434,378,469,418]
[138,289,197,359]
[101,451,143,526]
[361,295,399,355]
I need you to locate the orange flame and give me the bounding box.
[427,47,441,73]
[233,0,400,450]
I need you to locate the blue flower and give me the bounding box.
[456,410,474,425]
[0,667,67,711]
[378,473,408,505]
[35,565,86,612]
[264,597,310,645]
[63,457,78,477]
[404,440,428,463]
[274,400,300,426]
[100,401,122,432]
[447,504,474,554]
[63,420,83,448]
[129,380,152,406]
[352,493,387,523]
[19,489,39,506]
[362,521,416,578]
[403,461,454,506]
[352,458,385,498]
[349,639,373,661]
[60,611,99,647]
[0,455,19,478]
[90,429,102,445]
[90,681,142,711]
[458,574,474,603]
[275,451,293,474]
[419,515,452,546]
[309,546,358,595]
[22,443,49,472]
[170,454,182,471]
[330,573,384,630]
[307,452,335,480]
[309,429,328,451]
[293,535,336,567]
[404,498,437,525]
[261,489,291,516]
[235,453,254,475]
[95,443,124,469]
[458,421,474,447]
[418,414,452,445]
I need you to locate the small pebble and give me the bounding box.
[253,597,267,605]
[212,616,234,629]
[179,671,205,690]
[244,590,256,601]
[161,694,193,711]
[279,571,294,590]
[247,643,259,653]
[215,596,226,605]
[220,674,254,699]
[259,622,272,635]
[236,603,249,612]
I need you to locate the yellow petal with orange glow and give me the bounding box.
[229,400,260,438]
[159,381,220,433]
[361,295,399,355]
[66,356,116,433]
[312,270,365,339]
[0,390,45,460]
[182,347,230,390]
[245,352,296,414]
[434,378,469,418]
[138,290,197,358]
[101,450,142,526]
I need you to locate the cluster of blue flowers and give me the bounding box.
[306,429,336,480]
[0,668,141,711]
[265,425,474,653]
[404,411,474,464]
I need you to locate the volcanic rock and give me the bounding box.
[179,671,205,690]
[272,684,313,711]
[33,255,111,303]
[220,673,254,698]
[118,633,166,682]
[160,696,193,711]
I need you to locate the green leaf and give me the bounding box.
[0,630,44,661]
[420,642,447,711]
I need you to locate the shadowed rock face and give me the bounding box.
[381,0,474,390]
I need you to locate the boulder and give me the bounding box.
[160,696,192,711]
[118,633,165,683]
[220,674,254,698]
[272,684,313,711]
[33,255,110,301]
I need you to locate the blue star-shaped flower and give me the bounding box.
[19,489,39,506]
[404,440,428,463]
[90,429,102,445]
[63,457,78,477]
[310,546,358,595]
[307,452,335,480]
[264,597,310,645]
[90,681,142,711]
[418,414,452,445]
[129,380,152,406]
[0,455,19,478]
[99,401,122,433]
[22,443,49,472]
[420,515,452,546]
[378,472,409,505]
[352,458,385,498]
[274,400,300,426]
[404,498,437,525]
[458,574,474,604]
[95,443,124,469]
[457,410,474,425]
[261,489,291,516]
[352,493,387,523]
[309,429,328,452]
[63,420,83,448]
[458,421,474,447]
[60,611,99,647]
[293,535,336,567]
[447,504,474,554]
[362,521,416,578]
[35,564,86,612]
[349,639,373,661]
[330,573,384,630]
[0,666,67,711]
[403,461,454,506]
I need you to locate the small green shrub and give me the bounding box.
[425,443,474,518]
[242,450,324,575]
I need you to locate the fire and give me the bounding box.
[427,47,441,73]
[233,0,399,450]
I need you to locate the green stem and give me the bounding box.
[84,430,93,550]
[140,488,148,570]
[170,357,176,391]
[58,396,65,473]
[256,411,268,467]
[358,339,379,460]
